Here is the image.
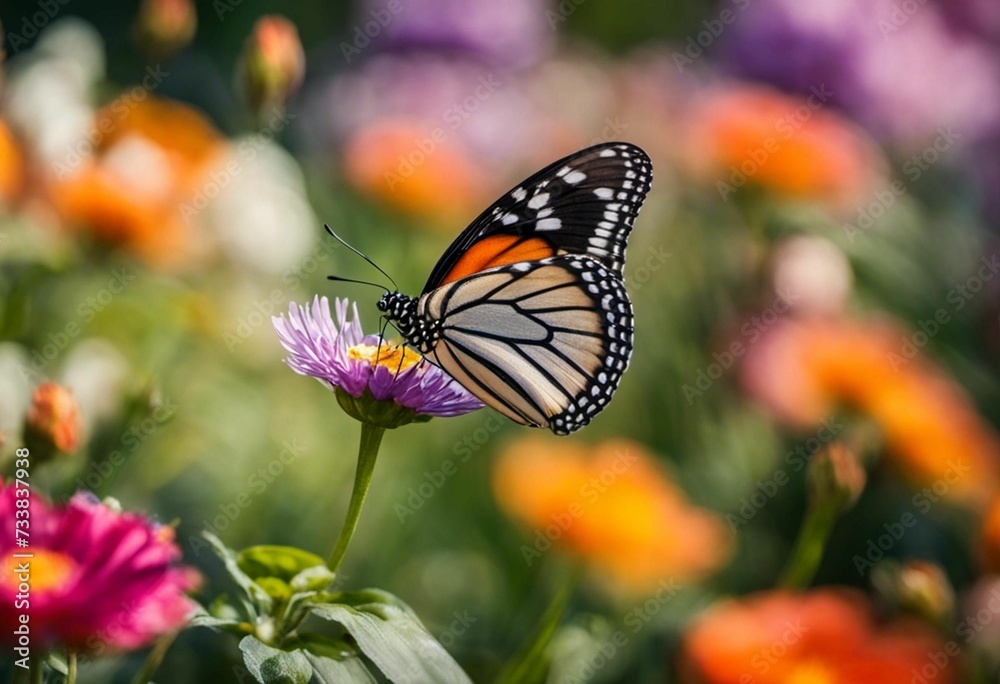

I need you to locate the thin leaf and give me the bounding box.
[189,612,253,635]
[493,568,578,684]
[202,532,274,619]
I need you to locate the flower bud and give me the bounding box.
[239,16,305,114]
[135,0,197,58]
[24,382,83,459]
[807,442,866,513]
[873,560,954,628]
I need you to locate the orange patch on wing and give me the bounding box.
[440,235,556,285]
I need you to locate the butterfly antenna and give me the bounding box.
[326,275,387,289]
[325,224,398,291]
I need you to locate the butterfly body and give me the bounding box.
[377,142,652,434]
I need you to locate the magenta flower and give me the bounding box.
[272,296,482,427]
[0,483,197,653]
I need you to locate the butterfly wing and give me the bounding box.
[422,142,652,292]
[417,255,633,435]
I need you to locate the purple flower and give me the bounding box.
[357,0,553,68]
[721,0,1000,149]
[273,296,482,427]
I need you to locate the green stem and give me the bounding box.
[11,660,30,684]
[67,650,77,684]
[326,423,386,574]
[131,632,178,684]
[29,654,43,684]
[779,501,839,589]
[494,565,581,684]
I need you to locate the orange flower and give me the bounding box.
[49,97,224,268]
[50,168,187,266]
[91,96,224,193]
[342,121,487,226]
[492,436,730,594]
[680,588,957,684]
[24,382,82,457]
[684,84,883,210]
[0,120,23,207]
[742,318,1000,505]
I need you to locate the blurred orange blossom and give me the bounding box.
[0,120,23,207]
[680,588,957,684]
[48,96,225,268]
[135,0,197,58]
[342,121,487,227]
[742,317,1000,506]
[684,84,884,211]
[492,436,730,594]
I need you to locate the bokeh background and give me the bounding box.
[2,0,1000,681]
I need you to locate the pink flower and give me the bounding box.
[0,483,198,652]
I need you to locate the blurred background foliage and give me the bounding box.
[1,0,1000,681]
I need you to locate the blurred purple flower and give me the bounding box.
[273,296,482,423]
[307,51,542,171]
[357,0,553,68]
[722,0,1000,148]
[940,0,1000,45]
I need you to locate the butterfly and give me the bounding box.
[377,142,652,435]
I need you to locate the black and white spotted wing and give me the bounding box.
[422,142,652,291]
[417,256,633,435]
[376,142,652,435]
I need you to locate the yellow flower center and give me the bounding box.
[348,342,422,374]
[2,549,79,594]
[785,660,836,684]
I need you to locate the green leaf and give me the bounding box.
[189,611,253,636]
[208,594,245,621]
[241,634,377,684]
[306,589,472,684]
[256,576,294,604]
[298,634,378,684]
[202,532,274,619]
[44,651,68,675]
[290,564,335,593]
[239,546,327,583]
[240,635,311,684]
[302,652,377,684]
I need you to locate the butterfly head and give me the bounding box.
[377,291,436,353]
[376,291,407,317]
